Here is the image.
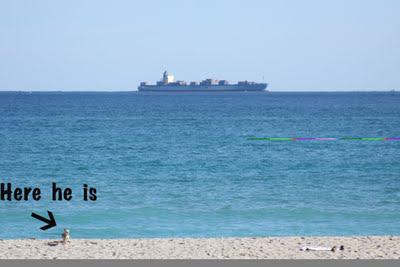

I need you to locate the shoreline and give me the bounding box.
[0,236,399,259]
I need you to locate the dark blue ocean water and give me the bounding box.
[0,92,399,239]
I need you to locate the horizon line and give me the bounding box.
[0,89,397,93]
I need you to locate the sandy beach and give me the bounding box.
[0,236,399,259]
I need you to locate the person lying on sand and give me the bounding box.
[300,245,344,252]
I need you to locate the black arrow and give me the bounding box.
[31,211,57,231]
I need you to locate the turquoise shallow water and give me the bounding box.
[0,91,399,239]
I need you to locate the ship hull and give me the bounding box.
[138,83,268,92]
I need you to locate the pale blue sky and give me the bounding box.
[0,0,399,91]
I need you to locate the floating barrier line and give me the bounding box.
[248,137,400,141]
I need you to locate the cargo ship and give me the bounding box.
[138,71,268,92]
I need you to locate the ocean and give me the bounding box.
[0,91,399,239]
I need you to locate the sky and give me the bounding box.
[0,0,399,91]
